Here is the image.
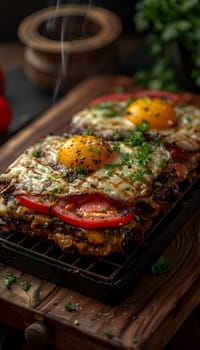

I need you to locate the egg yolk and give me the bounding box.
[125,97,178,130]
[57,135,114,172]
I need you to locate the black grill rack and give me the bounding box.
[0,174,200,304]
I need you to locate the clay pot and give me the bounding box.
[18,5,122,94]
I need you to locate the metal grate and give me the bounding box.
[0,174,200,303]
[0,230,131,282]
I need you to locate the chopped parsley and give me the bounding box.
[122,153,131,165]
[135,120,150,132]
[124,96,136,108]
[64,301,76,312]
[104,109,118,117]
[84,129,94,136]
[159,160,167,168]
[50,187,60,194]
[95,101,114,110]
[113,132,121,141]
[76,166,85,174]
[31,149,42,158]
[134,143,153,166]
[21,281,31,292]
[129,168,151,184]
[103,330,114,339]
[112,143,121,152]
[124,131,145,147]
[151,255,172,275]
[4,272,16,288]
[87,147,101,154]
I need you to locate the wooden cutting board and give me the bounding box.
[0,75,200,350]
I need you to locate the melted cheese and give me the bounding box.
[71,101,200,151]
[0,135,173,204]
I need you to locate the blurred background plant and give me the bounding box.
[133,0,200,92]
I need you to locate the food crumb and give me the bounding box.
[74,320,79,326]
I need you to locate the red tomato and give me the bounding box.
[0,65,5,95]
[17,194,135,229]
[89,90,183,106]
[0,96,12,132]
[51,194,135,229]
[16,195,51,214]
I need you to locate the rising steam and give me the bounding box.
[46,0,93,100]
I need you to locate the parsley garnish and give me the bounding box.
[95,101,114,109]
[159,160,167,168]
[113,132,121,141]
[50,187,59,194]
[65,301,76,312]
[104,109,118,117]
[151,255,171,275]
[84,129,94,135]
[4,272,16,288]
[103,330,113,339]
[129,168,151,183]
[135,143,153,165]
[21,281,31,292]
[31,149,42,158]
[76,166,85,174]
[136,120,150,132]
[124,131,145,147]
[112,143,121,152]
[88,147,101,154]
[125,96,136,108]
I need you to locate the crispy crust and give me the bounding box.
[0,93,200,257]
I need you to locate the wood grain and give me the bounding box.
[0,75,200,350]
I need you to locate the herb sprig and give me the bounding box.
[4,272,16,288]
[151,255,172,275]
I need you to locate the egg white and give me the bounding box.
[70,100,200,151]
[0,135,173,204]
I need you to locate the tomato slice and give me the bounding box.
[16,195,51,214]
[51,194,135,229]
[89,90,183,107]
[16,194,134,229]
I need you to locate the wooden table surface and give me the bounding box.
[0,43,200,350]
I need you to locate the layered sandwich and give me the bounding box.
[0,90,200,257]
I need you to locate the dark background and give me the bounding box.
[0,0,137,41]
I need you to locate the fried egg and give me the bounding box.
[1,134,172,204]
[70,97,200,151]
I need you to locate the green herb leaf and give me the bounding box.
[21,281,31,292]
[103,330,113,339]
[31,149,42,158]
[65,301,76,312]
[135,142,153,166]
[84,129,94,136]
[136,120,150,132]
[95,101,114,110]
[4,272,16,288]
[88,147,101,154]
[151,255,171,275]
[129,168,151,184]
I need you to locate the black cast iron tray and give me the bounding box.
[0,174,200,304]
